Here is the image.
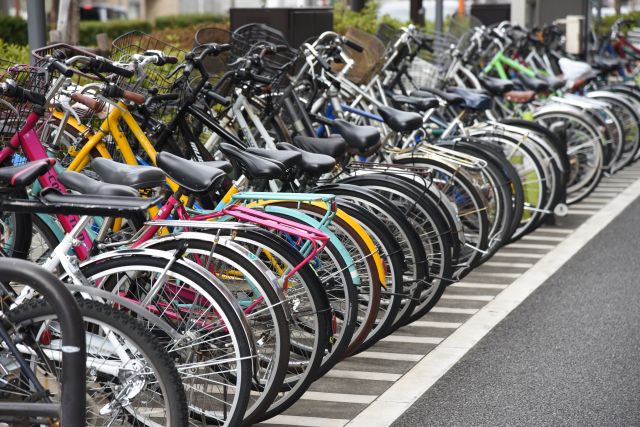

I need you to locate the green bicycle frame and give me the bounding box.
[482,50,538,79]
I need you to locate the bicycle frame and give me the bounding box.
[0,111,93,259]
[482,50,537,79]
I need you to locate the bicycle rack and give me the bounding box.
[0,258,86,427]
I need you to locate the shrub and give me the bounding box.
[597,12,640,36]
[0,15,28,45]
[0,39,29,64]
[155,13,228,30]
[333,0,409,35]
[79,19,153,46]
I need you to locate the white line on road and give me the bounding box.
[346,175,640,427]
[507,242,556,250]
[521,235,565,242]
[408,321,462,328]
[430,307,479,314]
[483,261,535,268]
[301,391,378,404]
[450,283,508,290]
[467,272,521,278]
[263,415,350,427]
[441,294,495,301]
[572,204,609,209]
[492,252,545,259]
[535,228,574,234]
[380,336,443,345]
[569,209,600,215]
[351,352,424,362]
[325,370,402,381]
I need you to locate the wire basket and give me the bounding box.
[32,44,112,121]
[0,63,49,157]
[234,23,289,47]
[111,31,186,95]
[403,57,446,90]
[376,23,403,49]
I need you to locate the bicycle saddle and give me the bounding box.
[541,75,566,91]
[0,159,55,188]
[246,147,302,169]
[156,151,227,194]
[59,170,140,197]
[504,90,536,103]
[331,119,380,154]
[389,93,440,111]
[377,105,422,132]
[218,143,285,180]
[413,88,465,105]
[516,74,550,92]
[478,75,514,95]
[592,55,622,72]
[276,142,336,176]
[91,158,165,190]
[448,88,493,111]
[292,135,347,159]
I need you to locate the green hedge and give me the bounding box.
[597,12,640,35]
[79,19,153,46]
[333,0,408,35]
[0,15,28,45]
[155,13,228,30]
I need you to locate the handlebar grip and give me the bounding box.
[122,90,145,105]
[251,73,272,85]
[217,43,232,53]
[163,56,179,64]
[51,60,74,77]
[89,58,134,78]
[1,81,46,106]
[205,90,231,107]
[344,38,364,53]
[70,93,101,111]
[152,93,180,102]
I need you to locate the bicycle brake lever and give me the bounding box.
[166,63,185,80]
[60,100,82,124]
[96,93,126,113]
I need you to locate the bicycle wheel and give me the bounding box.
[264,202,383,356]
[77,251,253,426]
[5,299,188,426]
[392,158,489,275]
[337,201,405,349]
[142,236,290,426]
[534,107,605,204]
[218,230,334,420]
[339,174,452,324]
[314,183,429,329]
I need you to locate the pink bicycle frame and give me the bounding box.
[0,111,92,259]
[132,193,330,288]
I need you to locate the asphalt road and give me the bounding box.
[392,198,640,427]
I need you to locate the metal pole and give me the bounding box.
[27,0,47,64]
[435,0,443,33]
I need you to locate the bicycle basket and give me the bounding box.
[376,23,403,49]
[112,31,186,95]
[403,57,446,90]
[234,23,289,47]
[337,27,386,85]
[31,44,112,121]
[0,64,49,152]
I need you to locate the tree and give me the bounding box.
[410,0,425,25]
[55,0,79,45]
[614,0,622,14]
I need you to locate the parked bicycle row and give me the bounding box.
[0,17,638,426]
